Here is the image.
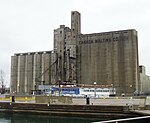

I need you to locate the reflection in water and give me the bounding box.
[0,112,100,123]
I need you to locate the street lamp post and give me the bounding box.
[60,85,63,96]
[17,83,19,94]
[111,84,114,95]
[130,84,133,96]
[34,84,37,95]
[129,84,133,110]
[94,82,97,98]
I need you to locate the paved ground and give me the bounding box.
[1,95,150,107]
[72,97,145,106]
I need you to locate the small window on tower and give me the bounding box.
[73,29,75,31]
[72,12,74,15]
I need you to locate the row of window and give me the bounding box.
[83,90,111,92]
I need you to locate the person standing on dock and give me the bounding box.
[12,96,15,102]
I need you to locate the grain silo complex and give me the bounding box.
[10,11,140,96]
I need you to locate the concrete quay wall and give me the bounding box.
[0,102,139,118]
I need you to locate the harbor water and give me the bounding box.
[0,112,150,123]
[0,112,101,123]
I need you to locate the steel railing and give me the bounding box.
[92,116,150,123]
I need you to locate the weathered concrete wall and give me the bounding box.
[41,53,51,85]
[0,102,136,118]
[17,55,26,94]
[77,29,140,96]
[33,53,42,90]
[10,55,18,93]
[10,51,52,94]
[25,54,33,94]
[35,96,72,104]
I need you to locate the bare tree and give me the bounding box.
[0,70,5,94]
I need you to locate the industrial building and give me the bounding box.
[11,51,52,94]
[139,66,150,94]
[11,11,141,95]
[77,29,140,96]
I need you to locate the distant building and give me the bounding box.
[10,11,141,96]
[139,65,150,94]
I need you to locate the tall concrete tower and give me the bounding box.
[65,11,81,83]
[52,11,81,83]
[53,25,71,82]
[71,11,81,44]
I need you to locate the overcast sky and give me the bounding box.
[0,0,150,87]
